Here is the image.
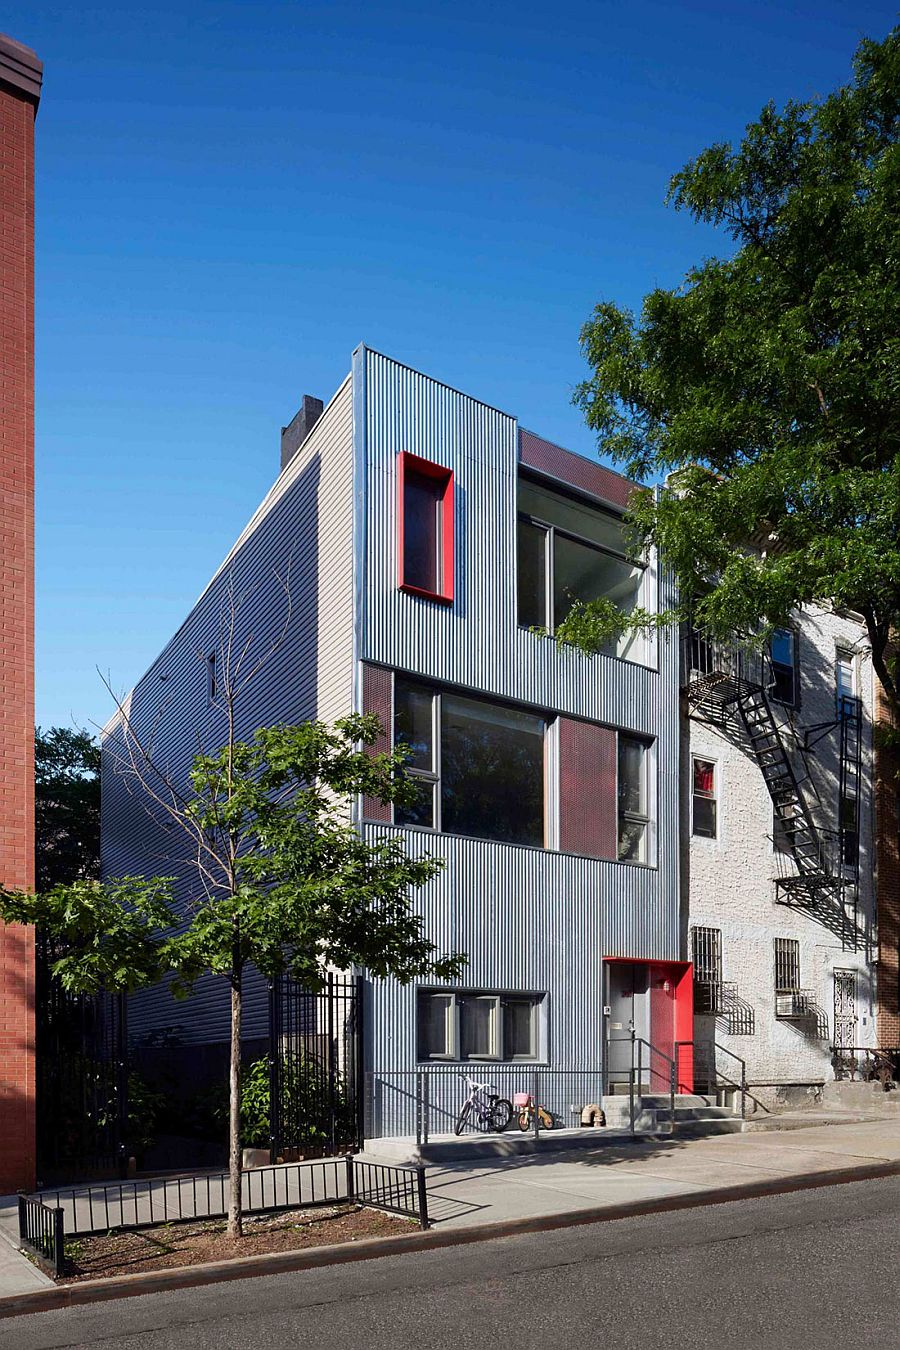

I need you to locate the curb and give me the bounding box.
[1,1158,899,1320]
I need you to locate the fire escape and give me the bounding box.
[683,634,864,952]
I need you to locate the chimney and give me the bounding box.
[281,394,324,471]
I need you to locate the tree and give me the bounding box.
[568,27,900,713]
[35,727,100,891]
[1,715,460,1237]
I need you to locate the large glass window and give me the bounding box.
[516,477,644,646]
[770,628,798,706]
[442,695,545,847]
[617,735,650,862]
[394,683,546,847]
[417,990,543,1061]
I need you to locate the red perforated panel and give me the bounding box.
[519,428,637,511]
[558,718,617,860]
[362,664,393,823]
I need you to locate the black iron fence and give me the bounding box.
[351,1158,429,1226]
[17,1195,64,1278]
[269,973,363,1162]
[36,938,128,1181]
[21,1153,428,1270]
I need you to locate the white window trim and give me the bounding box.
[691,753,720,844]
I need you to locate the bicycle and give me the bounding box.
[512,1092,555,1132]
[454,1075,513,1135]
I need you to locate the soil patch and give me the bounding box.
[59,1203,412,1283]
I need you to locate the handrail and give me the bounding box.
[675,1039,748,1120]
[630,1034,676,1136]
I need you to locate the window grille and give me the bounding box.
[774,937,801,992]
[691,926,722,1013]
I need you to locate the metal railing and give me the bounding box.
[24,1154,429,1253]
[17,1194,64,1278]
[366,1068,607,1144]
[831,1045,900,1086]
[677,1039,748,1120]
[352,1158,429,1227]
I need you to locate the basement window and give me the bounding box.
[417,989,544,1061]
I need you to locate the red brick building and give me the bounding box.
[0,32,41,1194]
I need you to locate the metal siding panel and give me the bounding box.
[101,381,354,1046]
[357,353,681,1111]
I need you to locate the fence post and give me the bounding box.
[268,980,279,1164]
[669,1058,676,1135]
[741,1060,747,1121]
[532,1070,540,1141]
[415,1070,422,1148]
[629,1033,636,1136]
[422,1072,430,1147]
[53,1207,65,1279]
[345,1152,355,1201]
[416,1164,429,1230]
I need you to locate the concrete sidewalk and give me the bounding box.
[420,1117,900,1226]
[0,1204,53,1299]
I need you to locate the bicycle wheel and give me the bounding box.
[516,1109,530,1132]
[490,1097,513,1133]
[454,1100,473,1136]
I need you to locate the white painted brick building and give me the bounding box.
[683,606,878,1109]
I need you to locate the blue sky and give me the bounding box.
[8,1,895,731]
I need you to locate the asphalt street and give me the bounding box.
[5,1176,900,1350]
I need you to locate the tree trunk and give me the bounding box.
[227,973,243,1239]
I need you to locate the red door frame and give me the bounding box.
[604,957,694,1093]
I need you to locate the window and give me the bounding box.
[692,758,717,839]
[417,989,543,1061]
[840,792,859,866]
[617,735,650,862]
[516,477,644,649]
[398,452,454,603]
[836,650,856,718]
[207,652,217,702]
[770,628,798,706]
[394,681,546,847]
[691,926,722,1013]
[774,937,800,992]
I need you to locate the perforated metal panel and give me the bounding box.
[558,717,617,859]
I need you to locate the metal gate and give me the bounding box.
[268,973,363,1161]
[36,940,128,1182]
[833,969,857,1050]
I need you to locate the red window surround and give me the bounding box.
[397,451,454,604]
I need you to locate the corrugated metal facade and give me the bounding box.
[355,348,681,1105]
[101,347,681,1105]
[101,379,355,1045]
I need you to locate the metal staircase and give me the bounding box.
[684,635,863,951]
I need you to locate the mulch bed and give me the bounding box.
[59,1203,413,1283]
